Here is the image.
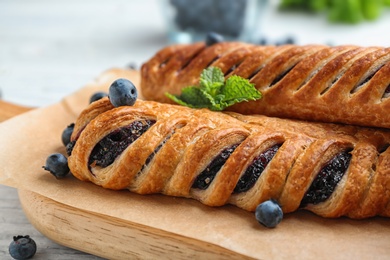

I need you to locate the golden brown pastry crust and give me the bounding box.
[68,99,390,219]
[140,42,390,129]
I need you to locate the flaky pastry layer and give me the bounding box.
[68,99,390,219]
[140,42,390,129]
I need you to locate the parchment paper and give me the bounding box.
[1,68,389,259]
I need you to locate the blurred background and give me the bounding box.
[1,0,389,107]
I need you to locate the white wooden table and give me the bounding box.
[1,0,389,259]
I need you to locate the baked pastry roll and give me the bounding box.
[68,98,390,219]
[140,42,390,129]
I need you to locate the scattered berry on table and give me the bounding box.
[108,78,138,107]
[9,235,37,260]
[89,91,108,104]
[61,123,74,146]
[42,153,70,179]
[255,199,283,228]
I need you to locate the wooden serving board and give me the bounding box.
[18,189,251,259]
[17,185,390,260]
[0,100,32,121]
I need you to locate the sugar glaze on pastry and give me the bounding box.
[68,98,390,219]
[140,42,390,129]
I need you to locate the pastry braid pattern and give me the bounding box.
[68,99,390,219]
[140,42,390,128]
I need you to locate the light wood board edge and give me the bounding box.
[18,189,255,260]
[0,100,32,122]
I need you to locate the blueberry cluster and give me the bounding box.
[170,0,248,38]
[43,78,138,180]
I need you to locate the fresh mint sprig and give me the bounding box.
[165,67,262,111]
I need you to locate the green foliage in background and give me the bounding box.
[280,0,390,24]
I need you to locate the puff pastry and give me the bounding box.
[140,42,390,129]
[68,98,390,219]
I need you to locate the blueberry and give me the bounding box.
[205,32,224,46]
[61,123,74,146]
[42,153,70,179]
[284,36,295,45]
[9,235,37,260]
[255,199,283,228]
[108,78,138,107]
[258,37,268,45]
[89,91,108,104]
[275,36,296,46]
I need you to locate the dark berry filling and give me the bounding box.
[88,120,155,168]
[300,150,352,207]
[180,47,206,71]
[225,64,239,76]
[270,64,296,87]
[159,58,170,68]
[192,144,239,190]
[385,84,390,95]
[139,132,174,173]
[248,66,263,81]
[359,66,382,86]
[352,64,385,93]
[381,84,390,98]
[233,144,281,193]
[379,143,390,153]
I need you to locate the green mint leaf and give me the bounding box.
[220,75,262,108]
[166,67,262,111]
[199,88,223,110]
[199,67,224,97]
[165,86,212,108]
